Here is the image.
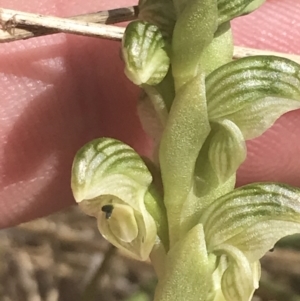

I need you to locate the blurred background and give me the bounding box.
[0,206,300,301]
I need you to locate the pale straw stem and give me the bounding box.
[0,7,299,64]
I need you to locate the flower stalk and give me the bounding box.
[71,1,300,301]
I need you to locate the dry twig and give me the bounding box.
[0,7,138,42]
[0,6,300,65]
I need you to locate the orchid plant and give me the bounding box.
[71,1,300,300]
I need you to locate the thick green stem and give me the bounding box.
[159,74,210,246]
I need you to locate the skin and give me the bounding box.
[0,0,300,228]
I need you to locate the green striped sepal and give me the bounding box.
[206,56,300,139]
[202,183,300,260]
[217,0,266,25]
[210,245,260,301]
[199,183,300,301]
[122,20,170,86]
[71,138,157,261]
[208,120,246,184]
[178,120,244,236]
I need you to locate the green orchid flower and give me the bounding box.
[154,183,300,301]
[71,0,300,300]
[158,54,300,243]
[71,138,167,261]
[192,54,300,192]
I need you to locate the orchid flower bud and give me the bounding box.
[122,20,170,86]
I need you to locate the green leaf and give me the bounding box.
[217,0,266,25]
[122,20,170,86]
[201,183,300,262]
[206,56,300,139]
[153,224,215,301]
[159,73,210,244]
[208,120,246,184]
[138,0,176,38]
[172,0,218,88]
[71,138,157,261]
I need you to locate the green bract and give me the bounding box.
[71,1,300,301]
[153,224,215,301]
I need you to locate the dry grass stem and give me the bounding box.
[0,7,138,42]
[1,7,300,65]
